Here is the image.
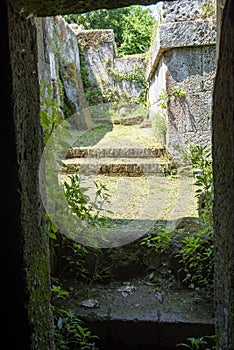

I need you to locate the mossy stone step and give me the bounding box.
[62,157,168,176]
[66,146,168,159]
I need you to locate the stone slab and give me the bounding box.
[66,147,167,159]
[64,278,214,348]
[62,157,168,175]
[147,19,216,81]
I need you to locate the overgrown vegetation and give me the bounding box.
[177,335,216,350]
[64,6,155,56]
[141,143,214,294]
[188,143,213,223]
[40,82,111,348]
[40,82,65,144]
[40,79,214,347]
[200,0,216,19]
[52,237,112,292]
[52,284,99,349]
[64,171,112,226]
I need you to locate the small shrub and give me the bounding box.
[176,225,214,291]
[188,142,213,223]
[172,85,186,99]
[158,88,169,110]
[175,143,214,292]
[141,224,176,254]
[64,172,111,227]
[177,335,216,350]
[52,285,99,349]
[141,143,214,294]
[54,238,112,288]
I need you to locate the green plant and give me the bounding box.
[160,161,177,177]
[139,144,214,293]
[52,285,98,349]
[200,0,216,19]
[53,236,112,291]
[188,143,213,223]
[176,225,214,291]
[172,85,186,99]
[64,172,111,227]
[175,144,214,292]
[177,335,216,350]
[108,64,148,105]
[78,41,90,89]
[141,224,175,254]
[40,82,68,144]
[158,88,169,110]
[141,220,213,292]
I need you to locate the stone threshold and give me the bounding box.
[61,279,214,350]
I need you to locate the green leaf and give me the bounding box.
[48,231,57,239]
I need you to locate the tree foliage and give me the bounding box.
[64,6,155,56]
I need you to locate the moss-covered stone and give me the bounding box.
[60,62,94,129]
[7,4,54,349]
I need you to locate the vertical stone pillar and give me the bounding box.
[1,2,54,349]
[213,0,234,348]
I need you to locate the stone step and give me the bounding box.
[62,157,168,176]
[112,114,143,125]
[66,147,167,159]
[60,279,214,350]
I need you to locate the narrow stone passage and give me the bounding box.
[57,117,214,349]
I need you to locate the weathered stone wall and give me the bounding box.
[114,54,146,102]
[162,0,215,22]
[212,0,234,348]
[165,45,215,151]
[76,29,146,105]
[147,0,216,155]
[36,17,80,82]
[76,29,115,105]
[5,4,54,349]
[36,16,90,120]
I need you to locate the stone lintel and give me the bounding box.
[10,0,169,17]
[146,19,216,82]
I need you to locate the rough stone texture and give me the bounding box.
[114,55,146,101]
[147,19,216,80]
[60,63,94,129]
[212,0,234,348]
[77,30,146,104]
[159,20,216,49]
[10,0,168,17]
[148,59,167,120]
[5,4,54,349]
[162,0,216,23]
[147,0,216,154]
[2,0,234,349]
[66,146,167,159]
[36,16,90,118]
[62,157,167,176]
[165,46,215,152]
[67,280,214,349]
[77,30,115,83]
